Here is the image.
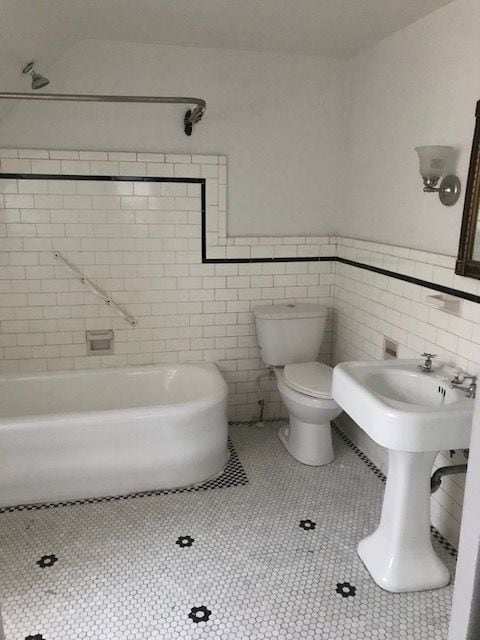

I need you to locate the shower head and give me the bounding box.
[31,71,50,90]
[22,62,50,90]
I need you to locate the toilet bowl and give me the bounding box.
[275,364,341,466]
[253,303,341,466]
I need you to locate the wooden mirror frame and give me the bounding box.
[456,100,480,279]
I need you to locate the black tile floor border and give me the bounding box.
[331,422,388,485]
[0,437,248,514]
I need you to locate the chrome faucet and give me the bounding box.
[449,375,477,399]
[418,353,437,373]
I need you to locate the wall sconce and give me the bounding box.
[414,145,461,206]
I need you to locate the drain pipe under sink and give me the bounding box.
[431,464,468,493]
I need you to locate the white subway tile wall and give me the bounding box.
[0,150,334,422]
[333,236,480,546]
[1,149,480,545]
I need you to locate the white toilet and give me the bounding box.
[253,303,341,466]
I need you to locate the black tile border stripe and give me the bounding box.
[336,256,480,304]
[204,255,333,264]
[0,173,204,183]
[1,172,478,304]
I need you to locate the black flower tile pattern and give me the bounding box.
[299,519,316,531]
[336,582,357,598]
[0,421,456,640]
[188,605,212,623]
[36,554,58,568]
[25,635,44,640]
[175,535,194,548]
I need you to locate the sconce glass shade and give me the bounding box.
[414,145,454,179]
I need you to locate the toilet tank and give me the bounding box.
[253,303,328,366]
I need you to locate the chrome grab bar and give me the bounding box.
[54,252,137,327]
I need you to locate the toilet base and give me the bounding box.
[278,417,334,466]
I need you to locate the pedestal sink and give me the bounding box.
[332,359,474,593]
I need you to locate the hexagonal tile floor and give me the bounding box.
[0,421,456,640]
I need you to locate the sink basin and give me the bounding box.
[332,358,474,593]
[332,359,473,452]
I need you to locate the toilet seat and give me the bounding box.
[283,362,333,399]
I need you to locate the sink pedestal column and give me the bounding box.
[358,449,450,592]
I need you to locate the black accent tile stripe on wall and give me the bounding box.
[336,257,480,304]
[0,172,478,305]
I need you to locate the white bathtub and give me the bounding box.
[0,362,229,508]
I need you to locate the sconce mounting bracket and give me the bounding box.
[439,175,461,206]
[423,174,461,206]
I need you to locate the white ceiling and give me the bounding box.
[1,0,454,64]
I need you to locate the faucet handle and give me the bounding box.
[465,376,477,399]
[418,353,437,372]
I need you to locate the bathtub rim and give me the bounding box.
[0,361,228,428]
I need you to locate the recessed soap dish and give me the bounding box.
[426,294,462,315]
[86,330,114,355]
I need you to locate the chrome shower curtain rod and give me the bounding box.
[0,92,206,136]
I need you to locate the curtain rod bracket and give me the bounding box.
[184,104,205,136]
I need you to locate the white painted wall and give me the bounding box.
[0,40,345,239]
[341,0,480,256]
[2,1,476,254]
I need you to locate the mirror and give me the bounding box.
[456,100,480,278]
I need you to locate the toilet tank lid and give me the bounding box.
[253,303,328,320]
